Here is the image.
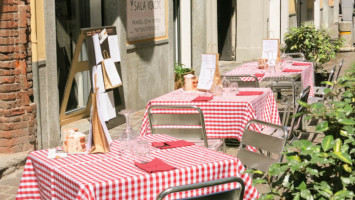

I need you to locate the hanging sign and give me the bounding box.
[126,0,168,44]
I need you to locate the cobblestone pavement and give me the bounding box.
[2,52,354,200]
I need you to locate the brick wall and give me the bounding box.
[0,0,36,153]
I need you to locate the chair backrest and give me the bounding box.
[148,105,208,147]
[156,177,245,200]
[327,65,337,83]
[334,59,344,82]
[288,85,311,139]
[237,119,288,172]
[223,75,259,88]
[285,52,306,61]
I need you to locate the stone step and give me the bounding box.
[0,151,29,180]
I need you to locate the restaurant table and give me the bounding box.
[140,88,281,140]
[224,61,315,97]
[16,134,259,200]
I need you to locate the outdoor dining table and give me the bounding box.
[140,88,281,140]
[224,61,315,97]
[16,134,259,200]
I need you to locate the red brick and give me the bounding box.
[0,129,27,139]
[0,61,16,69]
[14,60,26,74]
[0,13,18,21]
[0,93,16,101]
[0,121,27,131]
[27,88,33,97]
[3,107,24,117]
[17,30,28,43]
[0,68,21,76]
[18,6,27,28]
[0,99,19,109]
[0,29,19,37]
[0,109,4,115]
[0,115,21,123]
[0,52,26,60]
[1,5,18,12]
[0,83,20,92]
[17,91,30,105]
[0,37,17,45]
[0,21,18,28]
[0,76,15,84]
[26,72,32,81]
[0,45,15,53]
[1,0,20,4]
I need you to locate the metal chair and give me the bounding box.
[313,65,337,97]
[334,59,344,82]
[285,86,311,141]
[285,52,306,61]
[156,177,245,200]
[148,105,224,151]
[223,75,259,88]
[237,119,288,172]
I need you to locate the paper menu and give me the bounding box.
[262,39,279,66]
[92,64,105,93]
[98,91,116,122]
[108,35,121,62]
[93,34,104,64]
[197,54,217,90]
[103,58,122,87]
[99,28,108,44]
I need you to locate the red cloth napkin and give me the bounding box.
[282,69,303,72]
[151,142,165,148]
[192,95,213,101]
[254,73,265,78]
[292,62,311,66]
[134,158,176,173]
[237,91,263,96]
[152,140,195,149]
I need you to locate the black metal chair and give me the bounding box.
[156,177,245,200]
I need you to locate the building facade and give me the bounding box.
[0,0,341,155]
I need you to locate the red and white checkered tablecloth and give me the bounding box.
[16,134,259,200]
[224,62,315,97]
[140,88,280,140]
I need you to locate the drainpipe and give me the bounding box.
[30,0,43,149]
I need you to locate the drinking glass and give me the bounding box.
[118,110,138,160]
[134,139,152,163]
[229,82,239,94]
[221,76,231,93]
[206,68,215,94]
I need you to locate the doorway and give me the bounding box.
[55,0,99,115]
[217,0,236,61]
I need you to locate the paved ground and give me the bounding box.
[1,51,354,199]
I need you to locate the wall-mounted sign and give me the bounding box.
[126,0,168,44]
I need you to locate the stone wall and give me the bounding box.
[0,0,36,153]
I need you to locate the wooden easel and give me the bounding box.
[60,26,125,126]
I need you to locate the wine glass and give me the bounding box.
[118,109,138,160]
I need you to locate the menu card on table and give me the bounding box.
[197,54,221,91]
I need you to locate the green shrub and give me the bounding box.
[255,65,355,199]
[284,24,343,72]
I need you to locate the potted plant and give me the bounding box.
[283,24,343,85]
[174,63,194,89]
